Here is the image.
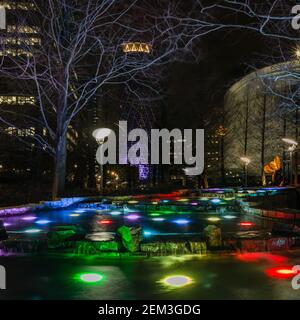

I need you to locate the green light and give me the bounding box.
[78,273,104,283]
[160,275,193,288]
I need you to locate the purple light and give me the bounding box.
[125,214,141,221]
[3,222,11,227]
[191,202,198,206]
[139,164,149,181]
[0,206,31,216]
[22,216,37,221]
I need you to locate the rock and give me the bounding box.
[204,225,222,247]
[47,225,84,248]
[117,226,141,252]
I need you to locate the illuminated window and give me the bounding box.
[5,126,35,136]
[0,95,36,105]
[0,2,36,10]
[0,48,33,56]
[0,37,41,45]
[7,25,40,34]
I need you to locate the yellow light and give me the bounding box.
[207,217,221,222]
[121,42,151,54]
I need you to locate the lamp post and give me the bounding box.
[240,157,251,188]
[282,138,298,185]
[92,128,112,192]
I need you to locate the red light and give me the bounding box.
[265,266,299,279]
[239,221,254,227]
[98,219,113,225]
[236,253,287,264]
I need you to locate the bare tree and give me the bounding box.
[0,0,185,198]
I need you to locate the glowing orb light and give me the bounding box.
[161,275,193,288]
[143,230,157,237]
[3,222,11,227]
[22,216,37,221]
[211,198,221,204]
[24,228,41,233]
[173,219,190,225]
[152,217,165,222]
[79,273,104,283]
[125,214,140,221]
[239,221,254,227]
[223,215,237,219]
[128,200,138,204]
[35,219,51,225]
[97,219,113,225]
[207,217,221,222]
[265,267,299,279]
[70,213,80,217]
[110,211,122,216]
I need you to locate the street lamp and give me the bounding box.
[92,128,112,191]
[240,157,251,188]
[92,128,112,144]
[282,138,298,185]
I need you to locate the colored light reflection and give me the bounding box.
[35,219,51,225]
[97,219,113,225]
[173,219,190,225]
[237,253,287,264]
[207,217,221,222]
[239,221,254,227]
[22,216,37,221]
[79,273,104,283]
[161,275,193,288]
[128,200,138,204]
[125,214,140,221]
[265,267,299,279]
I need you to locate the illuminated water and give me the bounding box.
[0,252,300,299]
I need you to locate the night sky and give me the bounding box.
[167,25,269,129]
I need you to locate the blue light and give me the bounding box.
[173,218,190,225]
[35,219,51,225]
[211,198,221,204]
[143,230,156,237]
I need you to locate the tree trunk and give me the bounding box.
[261,94,267,185]
[52,133,67,199]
